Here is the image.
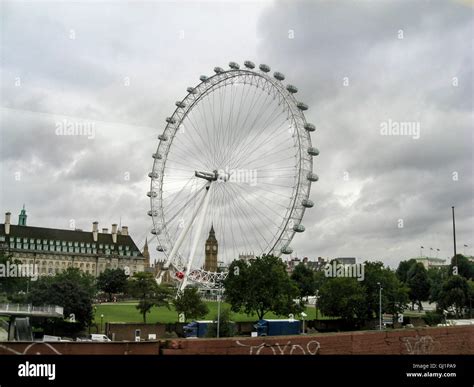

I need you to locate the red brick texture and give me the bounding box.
[0,326,471,355]
[161,326,474,355]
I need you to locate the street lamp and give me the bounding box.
[216,281,223,338]
[100,314,104,333]
[377,282,383,331]
[314,289,320,320]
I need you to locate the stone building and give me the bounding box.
[203,225,218,272]
[0,208,145,277]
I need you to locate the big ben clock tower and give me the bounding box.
[204,225,218,272]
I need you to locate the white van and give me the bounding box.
[89,334,111,342]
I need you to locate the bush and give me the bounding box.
[423,311,444,326]
[206,308,235,338]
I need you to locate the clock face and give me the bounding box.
[206,246,210,251]
[212,246,217,251]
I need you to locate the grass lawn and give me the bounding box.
[93,301,328,324]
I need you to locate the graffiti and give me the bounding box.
[0,342,62,355]
[402,335,439,355]
[236,339,320,355]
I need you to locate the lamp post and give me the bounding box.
[314,289,320,320]
[216,281,223,338]
[377,282,383,331]
[100,314,104,333]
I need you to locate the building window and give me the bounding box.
[68,241,72,246]
[0,236,6,242]
[74,247,79,253]
[23,243,28,249]
[80,248,85,254]
[29,238,34,243]
[74,242,79,247]
[62,241,66,246]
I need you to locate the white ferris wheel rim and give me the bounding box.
[148,61,317,288]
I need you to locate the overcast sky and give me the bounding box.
[0,0,472,268]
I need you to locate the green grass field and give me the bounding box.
[93,301,326,324]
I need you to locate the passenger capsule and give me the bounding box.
[200,75,208,82]
[304,123,316,132]
[156,246,166,252]
[293,224,305,233]
[229,61,240,69]
[148,171,158,179]
[244,60,255,69]
[152,153,162,160]
[259,64,271,72]
[147,210,157,217]
[175,101,186,108]
[214,66,224,74]
[150,228,161,235]
[286,84,298,93]
[165,117,176,124]
[158,134,168,141]
[281,246,293,254]
[308,147,319,156]
[307,172,319,182]
[297,102,308,111]
[147,191,157,198]
[302,199,314,208]
[273,72,285,81]
[187,87,197,94]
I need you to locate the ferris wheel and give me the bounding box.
[148,61,318,291]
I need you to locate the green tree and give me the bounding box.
[427,267,448,303]
[206,308,235,338]
[467,280,474,318]
[318,277,366,322]
[0,253,28,296]
[362,261,409,320]
[291,263,316,299]
[97,268,128,301]
[174,287,209,322]
[406,263,430,310]
[224,255,302,320]
[27,268,95,328]
[438,275,468,317]
[396,259,417,283]
[127,272,171,323]
[450,254,474,279]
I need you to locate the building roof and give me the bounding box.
[0,224,142,253]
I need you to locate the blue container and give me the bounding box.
[255,319,300,336]
[183,320,213,338]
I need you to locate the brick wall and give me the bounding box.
[0,326,471,355]
[161,326,474,355]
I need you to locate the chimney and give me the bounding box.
[92,221,99,242]
[111,224,118,243]
[5,212,11,235]
[121,226,128,236]
[102,228,108,234]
